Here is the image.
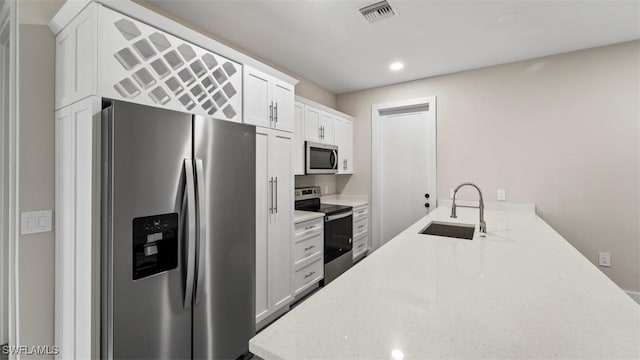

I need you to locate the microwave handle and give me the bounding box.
[331,149,338,170]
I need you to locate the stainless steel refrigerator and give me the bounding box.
[101,100,256,359]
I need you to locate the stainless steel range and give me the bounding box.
[295,186,353,284]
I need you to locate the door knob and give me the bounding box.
[424,203,430,208]
[424,193,430,199]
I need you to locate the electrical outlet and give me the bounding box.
[324,185,329,194]
[497,189,506,201]
[598,252,611,267]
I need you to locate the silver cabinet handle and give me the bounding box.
[194,158,206,304]
[183,159,197,309]
[358,243,365,249]
[269,101,274,125]
[274,176,278,213]
[274,102,278,124]
[304,271,316,279]
[358,224,365,230]
[269,177,274,214]
[318,126,322,139]
[304,225,316,230]
[304,245,316,251]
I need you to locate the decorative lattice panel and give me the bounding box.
[101,8,242,122]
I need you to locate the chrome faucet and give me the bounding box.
[450,182,486,233]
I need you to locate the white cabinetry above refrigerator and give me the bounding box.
[244,65,294,132]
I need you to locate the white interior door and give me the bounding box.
[374,99,436,247]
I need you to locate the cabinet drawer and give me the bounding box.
[353,234,367,258]
[293,255,323,296]
[294,218,323,238]
[353,217,368,237]
[293,231,323,266]
[353,206,368,221]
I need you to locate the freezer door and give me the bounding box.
[102,101,193,360]
[193,116,256,359]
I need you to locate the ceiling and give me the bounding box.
[148,0,640,94]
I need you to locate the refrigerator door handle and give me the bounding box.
[194,158,206,304]
[183,159,197,309]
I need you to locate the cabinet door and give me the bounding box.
[55,97,99,359]
[344,119,354,173]
[304,106,320,143]
[334,117,346,174]
[271,79,294,133]
[268,130,293,311]
[55,28,75,109]
[55,4,98,109]
[55,105,74,359]
[293,102,305,175]
[319,111,334,144]
[244,66,272,129]
[255,128,270,323]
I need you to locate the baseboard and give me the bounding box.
[626,291,640,305]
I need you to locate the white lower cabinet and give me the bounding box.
[352,205,369,260]
[293,217,324,296]
[255,127,294,325]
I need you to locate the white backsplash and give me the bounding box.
[295,175,338,195]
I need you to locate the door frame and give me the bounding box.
[0,0,18,352]
[371,97,437,250]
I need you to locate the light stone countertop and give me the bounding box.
[294,210,324,224]
[251,206,640,359]
[320,194,368,208]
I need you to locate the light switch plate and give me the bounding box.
[21,210,52,235]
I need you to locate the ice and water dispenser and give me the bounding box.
[132,213,179,280]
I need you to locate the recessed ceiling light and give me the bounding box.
[390,62,404,71]
[497,12,518,23]
[391,349,405,360]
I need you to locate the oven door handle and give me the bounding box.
[325,211,353,222]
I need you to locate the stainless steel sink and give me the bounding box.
[419,221,475,240]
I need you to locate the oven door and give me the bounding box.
[306,141,338,174]
[324,211,353,264]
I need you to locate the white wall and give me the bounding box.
[336,41,640,292]
[18,24,56,358]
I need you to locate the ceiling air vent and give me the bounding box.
[359,0,396,23]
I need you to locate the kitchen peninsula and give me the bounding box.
[250,205,640,359]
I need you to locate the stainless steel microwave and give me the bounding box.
[305,141,338,174]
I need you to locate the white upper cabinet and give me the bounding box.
[304,106,321,143]
[271,79,295,132]
[305,107,335,144]
[244,65,294,132]
[293,102,305,175]
[334,116,354,174]
[319,111,334,144]
[244,67,271,129]
[55,3,98,109]
[295,96,355,174]
[100,7,243,122]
